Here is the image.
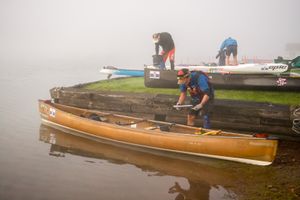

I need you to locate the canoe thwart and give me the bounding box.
[145,123,176,132]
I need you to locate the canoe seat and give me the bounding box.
[81,113,108,122]
[116,119,147,126]
[144,124,175,132]
[99,117,108,122]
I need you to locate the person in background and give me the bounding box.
[153,32,175,70]
[216,48,226,66]
[220,37,238,65]
[176,68,214,128]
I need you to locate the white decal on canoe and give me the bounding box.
[261,64,288,71]
[131,124,137,128]
[276,78,287,86]
[49,133,56,144]
[49,108,56,117]
[149,71,160,79]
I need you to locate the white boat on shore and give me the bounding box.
[99,63,290,79]
[100,56,300,78]
[147,63,290,75]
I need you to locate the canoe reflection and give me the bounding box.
[39,124,238,200]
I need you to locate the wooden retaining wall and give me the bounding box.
[50,87,299,137]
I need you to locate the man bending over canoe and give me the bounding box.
[153,32,175,70]
[176,69,214,128]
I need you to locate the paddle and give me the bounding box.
[173,104,193,108]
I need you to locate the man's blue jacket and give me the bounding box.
[220,37,237,50]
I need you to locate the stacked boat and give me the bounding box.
[100,56,300,91]
[145,57,300,90]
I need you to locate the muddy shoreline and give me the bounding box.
[49,82,300,199]
[236,140,300,200]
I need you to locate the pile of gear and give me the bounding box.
[292,107,300,134]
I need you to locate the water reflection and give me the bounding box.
[39,124,238,200]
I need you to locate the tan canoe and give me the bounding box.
[38,100,278,166]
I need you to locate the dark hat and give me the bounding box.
[177,68,190,84]
[177,68,190,79]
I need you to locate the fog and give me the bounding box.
[0,0,299,68]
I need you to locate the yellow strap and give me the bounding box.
[194,128,203,135]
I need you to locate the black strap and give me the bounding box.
[191,71,214,100]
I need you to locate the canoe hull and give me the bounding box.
[39,100,278,165]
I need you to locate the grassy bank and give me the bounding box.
[83,77,300,105]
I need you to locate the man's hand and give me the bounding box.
[175,102,181,111]
[192,104,203,111]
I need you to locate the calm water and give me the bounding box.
[0,66,254,200]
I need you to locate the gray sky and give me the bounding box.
[0,0,299,68]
